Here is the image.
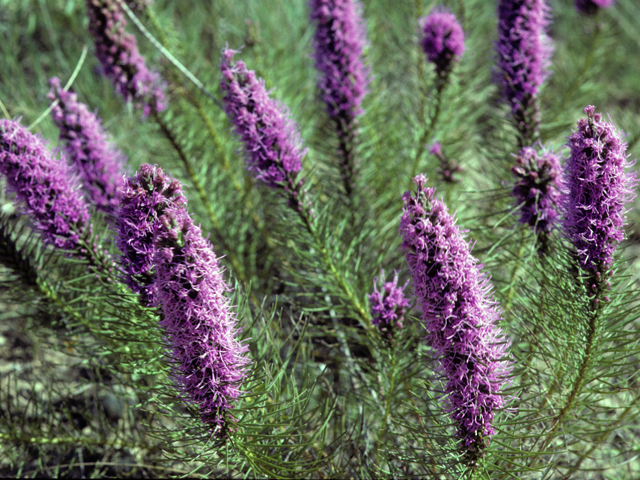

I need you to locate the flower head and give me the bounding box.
[86,0,166,116]
[511,144,562,234]
[420,8,465,75]
[220,48,305,190]
[0,119,90,250]
[564,106,637,275]
[369,270,409,340]
[310,0,370,121]
[399,175,512,457]
[116,164,185,305]
[48,77,125,214]
[575,0,615,15]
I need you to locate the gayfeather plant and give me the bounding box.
[420,7,465,76]
[86,0,166,116]
[575,0,615,15]
[0,119,90,250]
[496,0,553,146]
[48,77,125,215]
[564,105,637,282]
[399,174,512,459]
[368,270,409,340]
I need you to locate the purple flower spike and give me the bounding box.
[564,106,637,277]
[0,119,90,250]
[220,48,305,190]
[420,8,465,75]
[152,176,250,434]
[116,164,186,305]
[496,0,553,144]
[368,270,410,341]
[86,0,166,116]
[400,175,512,458]
[310,0,370,122]
[511,144,562,235]
[48,77,125,215]
[575,0,615,15]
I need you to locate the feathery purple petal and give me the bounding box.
[369,270,409,340]
[421,8,465,74]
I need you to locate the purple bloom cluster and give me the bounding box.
[48,77,125,215]
[368,270,409,340]
[420,8,465,75]
[0,119,90,250]
[86,0,166,116]
[575,0,615,15]
[511,144,562,234]
[400,175,512,456]
[220,48,305,190]
[564,106,637,276]
[496,0,553,143]
[116,164,185,305]
[310,0,370,121]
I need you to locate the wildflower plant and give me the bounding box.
[1,0,640,479]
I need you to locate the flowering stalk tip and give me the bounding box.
[575,0,615,15]
[420,7,465,77]
[368,270,409,342]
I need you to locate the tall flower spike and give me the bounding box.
[368,270,409,341]
[420,7,465,77]
[0,119,90,250]
[496,0,553,146]
[150,167,250,434]
[86,0,166,116]
[48,77,125,215]
[400,175,512,460]
[511,144,562,252]
[116,164,185,306]
[310,0,369,196]
[564,106,637,285]
[575,0,615,15]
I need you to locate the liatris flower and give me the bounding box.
[86,0,166,116]
[116,164,185,306]
[564,106,637,285]
[220,47,305,193]
[420,8,465,76]
[429,141,463,183]
[399,175,512,458]
[0,119,90,250]
[48,77,125,215]
[368,270,409,341]
[511,144,562,237]
[150,169,250,434]
[496,0,553,146]
[575,0,615,15]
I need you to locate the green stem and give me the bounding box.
[374,344,398,469]
[503,230,527,318]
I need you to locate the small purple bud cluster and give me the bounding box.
[48,77,125,215]
[511,144,562,235]
[400,175,512,457]
[496,0,553,143]
[86,0,166,116]
[116,164,185,306]
[429,141,463,183]
[310,0,370,122]
[420,8,465,76]
[564,106,637,279]
[368,270,409,341]
[575,0,615,15]
[220,48,305,191]
[152,187,250,434]
[0,119,90,250]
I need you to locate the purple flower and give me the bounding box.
[564,106,637,276]
[0,119,90,250]
[399,175,512,457]
[151,171,250,433]
[575,0,615,15]
[48,77,125,215]
[368,270,409,340]
[420,8,465,75]
[116,164,186,305]
[220,48,305,190]
[511,144,562,234]
[496,0,553,143]
[310,0,370,121]
[86,0,166,116]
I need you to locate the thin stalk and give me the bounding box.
[503,229,527,318]
[374,343,398,468]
